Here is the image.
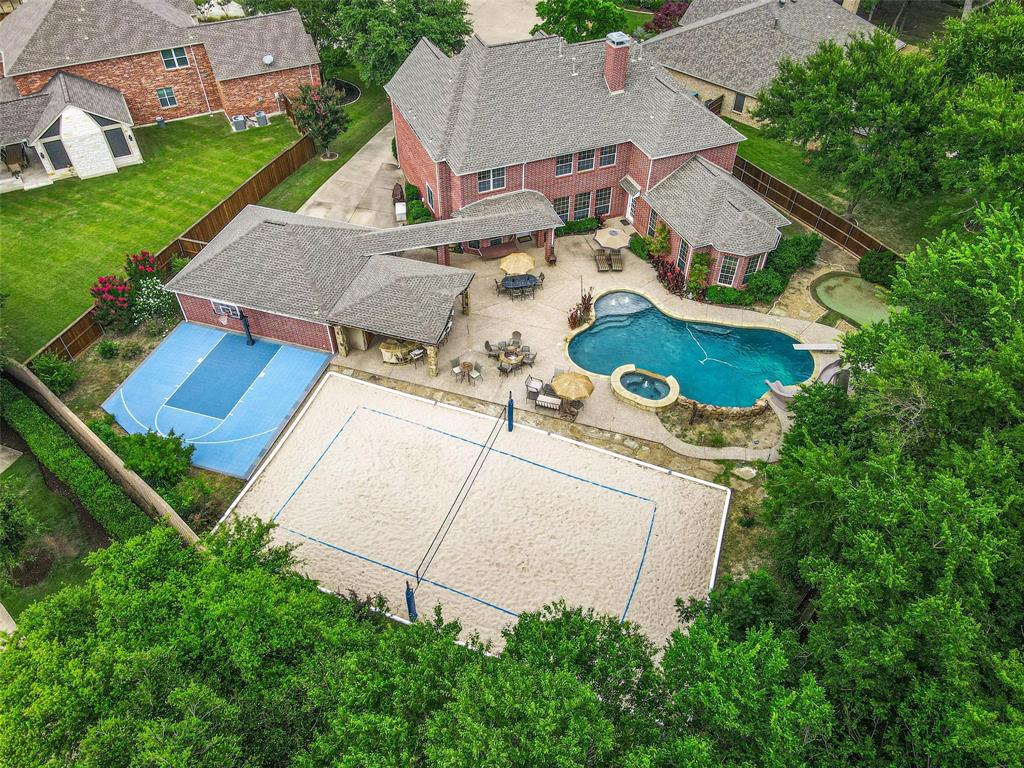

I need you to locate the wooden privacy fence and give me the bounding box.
[32,134,316,362]
[731,156,898,257]
[705,95,724,115]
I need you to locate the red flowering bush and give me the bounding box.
[654,256,688,296]
[567,287,595,329]
[644,1,689,34]
[90,274,134,330]
[126,250,159,280]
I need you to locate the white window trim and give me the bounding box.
[647,210,658,237]
[742,254,761,284]
[594,187,612,216]
[161,47,189,70]
[211,300,241,319]
[156,87,177,108]
[476,167,506,193]
[576,149,596,173]
[554,154,573,177]
[553,196,570,222]
[717,255,740,287]
[573,192,591,221]
[425,183,435,211]
[599,145,617,167]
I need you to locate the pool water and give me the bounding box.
[621,372,670,400]
[568,292,814,407]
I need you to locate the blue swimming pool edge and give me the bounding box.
[561,286,832,399]
[216,373,733,623]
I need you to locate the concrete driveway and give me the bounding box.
[298,122,403,228]
[469,0,539,43]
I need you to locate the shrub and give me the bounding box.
[632,0,665,8]
[131,276,178,325]
[165,474,213,522]
[170,256,189,275]
[0,481,33,579]
[654,256,688,295]
[554,217,599,236]
[97,340,119,359]
[687,252,712,296]
[30,352,80,395]
[391,137,398,160]
[629,233,650,260]
[858,249,899,288]
[0,381,151,540]
[644,1,689,34]
[91,416,194,492]
[120,341,144,360]
[406,199,434,224]
[705,285,755,306]
[649,222,670,259]
[567,288,595,329]
[404,182,422,202]
[90,274,134,330]
[745,268,788,303]
[125,250,160,281]
[770,233,822,273]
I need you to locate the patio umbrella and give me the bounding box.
[499,252,535,275]
[551,371,594,401]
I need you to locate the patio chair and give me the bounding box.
[469,362,483,384]
[498,361,512,377]
[494,278,504,295]
[510,288,523,301]
[610,252,624,272]
[511,330,522,347]
[485,340,500,358]
[524,286,535,299]
[523,352,536,367]
[521,345,530,353]
[537,272,545,289]
[409,347,426,367]
[450,358,463,380]
[525,375,543,401]
[595,248,611,272]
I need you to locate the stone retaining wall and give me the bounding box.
[675,394,771,420]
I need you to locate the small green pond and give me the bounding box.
[813,272,892,327]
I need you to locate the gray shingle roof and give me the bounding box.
[643,155,789,256]
[386,34,744,175]
[646,0,900,97]
[0,72,131,144]
[195,12,319,81]
[165,205,485,345]
[0,1,317,80]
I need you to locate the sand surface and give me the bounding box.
[231,374,729,648]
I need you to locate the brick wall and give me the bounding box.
[393,104,450,216]
[216,65,319,118]
[15,46,223,125]
[177,294,336,352]
[665,70,760,127]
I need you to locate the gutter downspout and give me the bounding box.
[190,45,213,115]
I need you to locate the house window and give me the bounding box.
[599,145,617,167]
[40,118,61,139]
[718,255,740,286]
[489,236,503,246]
[555,154,573,176]
[477,166,505,193]
[42,139,71,170]
[742,255,761,284]
[576,149,595,172]
[553,196,570,223]
[104,127,132,158]
[211,301,241,318]
[161,47,189,69]
[646,210,658,237]
[573,192,591,220]
[732,93,746,113]
[425,183,435,210]
[594,187,612,216]
[156,87,177,108]
[676,240,687,270]
[468,240,481,249]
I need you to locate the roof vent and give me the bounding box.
[262,54,275,66]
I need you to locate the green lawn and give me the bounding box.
[725,118,968,254]
[260,66,392,212]
[622,9,653,34]
[0,453,106,618]
[0,114,299,361]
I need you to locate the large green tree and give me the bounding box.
[531,0,630,43]
[753,31,944,217]
[238,1,342,48]
[336,0,472,86]
[932,0,1024,89]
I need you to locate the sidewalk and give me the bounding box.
[297,123,402,228]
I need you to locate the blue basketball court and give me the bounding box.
[103,323,330,478]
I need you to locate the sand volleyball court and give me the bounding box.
[228,374,730,646]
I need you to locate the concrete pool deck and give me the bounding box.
[334,235,842,462]
[229,374,730,648]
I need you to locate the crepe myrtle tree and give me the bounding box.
[293,83,350,159]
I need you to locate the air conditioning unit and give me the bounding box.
[253,110,269,127]
[230,115,248,132]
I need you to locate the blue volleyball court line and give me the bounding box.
[273,404,658,623]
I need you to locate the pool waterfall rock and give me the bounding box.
[611,365,679,411]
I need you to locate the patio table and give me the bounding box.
[501,274,538,291]
[594,226,631,252]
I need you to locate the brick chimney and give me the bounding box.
[603,32,632,94]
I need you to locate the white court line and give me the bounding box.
[220,371,734,599]
[186,346,284,442]
[151,333,225,437]
[118,388,151,432]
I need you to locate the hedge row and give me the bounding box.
[0,380,152,541]
[555,217,599,237]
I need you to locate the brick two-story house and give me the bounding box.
[385,31,789,290]
[0,0,318,188]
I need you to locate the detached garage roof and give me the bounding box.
[0,72,131,145]
[644,156,789,256]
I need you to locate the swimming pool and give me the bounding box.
[568,292,814,407]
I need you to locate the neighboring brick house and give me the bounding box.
[645,0,901,125]
[0,0,318,188]
[386,31,788,290]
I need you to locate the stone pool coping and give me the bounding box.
[610,364,680,411]
[562,287,833,406]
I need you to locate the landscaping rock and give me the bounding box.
[735,465,758,481]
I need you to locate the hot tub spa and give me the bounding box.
[610,365,680,411]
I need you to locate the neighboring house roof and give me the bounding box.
[644,155,790,256]
[0,71,131,145]
[192,12,319,81]
[386,34,744,175]
[0,0,317,80]
[646,0,902,98]
[165,205,483,346]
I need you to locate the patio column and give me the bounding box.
[544,229,554,262]
[426,344,439,376]
[437,243,450,266]
[534,230,543,248]
[332,326,349,356]
[461,289,470,315]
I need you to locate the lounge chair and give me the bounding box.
[485,340,500,358]
[595,248,611,272]
[535,393,561,411]
[610,251,624,271]
[469,362,483,384]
